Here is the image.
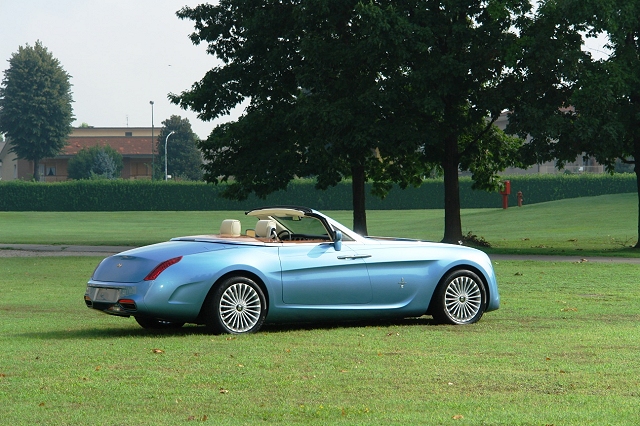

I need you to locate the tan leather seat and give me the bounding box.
[255,220,277,239]
[219,219,241,237]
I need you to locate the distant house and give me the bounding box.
[494,112,604,175]
[0,127,157,181]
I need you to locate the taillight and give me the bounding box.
[144,256,183,281]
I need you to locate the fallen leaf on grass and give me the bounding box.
[561,307,578,312]
[152,349,164,354]
[219,388,229,394]
[514,272,523,276]
[452,414,464,420]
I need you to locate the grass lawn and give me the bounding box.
[1,256,639,425]
[0,193,638,256]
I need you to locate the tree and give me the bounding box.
[67,145,123,180]
[171,1,528,238]
[508,0,640,247]
[156,115,203,181]
[171,1,423,235]
[379,0,531,243]
[0,41,74,181]
[568,0,640,248]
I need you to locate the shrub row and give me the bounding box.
[0,174,636,211]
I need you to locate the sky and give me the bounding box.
[1,1,609,141]
[0,0,231,139]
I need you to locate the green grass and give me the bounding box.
[0,193,638,256]
[1,256,640,425]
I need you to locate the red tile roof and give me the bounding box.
[61,137,154,156]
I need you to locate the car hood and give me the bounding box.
[92,240,229,283]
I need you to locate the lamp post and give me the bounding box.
[149,101,154,180]
[165,131,175,181]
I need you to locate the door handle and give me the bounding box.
[337,254,371,260]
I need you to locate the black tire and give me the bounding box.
[431,269,487,325]
[134,316,185,329]
[206,276,267,334]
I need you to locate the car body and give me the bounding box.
[84,206,499,333]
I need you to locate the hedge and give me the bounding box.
[0,174,636,211]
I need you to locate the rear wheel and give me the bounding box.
[134,317,184,329]
[206,276,267,334]
[432,269,487,325]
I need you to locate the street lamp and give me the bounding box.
[150,101,154,180]
[165,131,175,181]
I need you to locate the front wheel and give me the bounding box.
[431,269,487,325]
[206,276,267,334]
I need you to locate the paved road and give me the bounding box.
[2,243,640,263]
[0,244,132,257]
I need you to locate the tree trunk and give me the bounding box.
[33,159,40,182]
[634,136,640,249]
[351,164,368,236]
[442,133,462,244]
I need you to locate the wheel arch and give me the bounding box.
[426,264,490,315]
[196,269,270,323]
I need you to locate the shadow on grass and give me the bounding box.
[13,317,439,340]
[484,246,640,258]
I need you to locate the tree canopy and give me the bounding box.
[156,115,203,181]
[0,41,74,180]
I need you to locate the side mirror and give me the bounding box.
[334,230,342,251]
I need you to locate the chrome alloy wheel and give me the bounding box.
[218,282,263,333]
[444,275,483,323]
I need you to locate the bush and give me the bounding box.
[67,145,123,180]
[0,174,636,212]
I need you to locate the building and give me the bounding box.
[494,112,604,175]
[0,127,156,181]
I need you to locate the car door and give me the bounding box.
[278,242,372,305]
[346,241,436,306]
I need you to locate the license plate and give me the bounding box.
[93,287,120,303]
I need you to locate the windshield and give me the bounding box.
[273,215,329,236]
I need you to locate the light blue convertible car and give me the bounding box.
[84,206,499,334]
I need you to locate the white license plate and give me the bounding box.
[93,287,120,303]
